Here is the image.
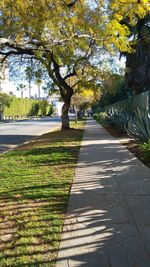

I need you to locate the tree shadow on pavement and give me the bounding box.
[56,124,150,267]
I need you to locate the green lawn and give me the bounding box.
[0,121,85,267]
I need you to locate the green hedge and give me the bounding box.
[3,97,52,118]
[104,90,150,115]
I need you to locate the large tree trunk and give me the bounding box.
[21,90,23,99]
[0,110,3,120]
[125,15,150,95]
[61,100,70,130]
[38,85,40,99]
[29,81,31,99]
[125,41,150,95]
[50,54,75,130]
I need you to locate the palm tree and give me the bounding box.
[34,69,43,99]
[42,82,51,99]
[16,83,26,98]
[42,85,48,99]
[25,66,33,98]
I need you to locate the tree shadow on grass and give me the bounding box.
[0,129,84,266]
[1,128,150,266]
[0,190,69,266]
[3,144,81,169]
[19,128,84,146]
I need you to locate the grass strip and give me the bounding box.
[0,121,85,267]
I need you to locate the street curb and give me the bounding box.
[0,125,61,156]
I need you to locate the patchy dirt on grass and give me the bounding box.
[104,125,150,168]
[17,128,83,151]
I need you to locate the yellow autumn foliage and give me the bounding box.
[0,0,149,54]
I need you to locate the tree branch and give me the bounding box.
[0,48,35,63]
[63,0,78,8]
[64,69,77,80]
[51,53,73,100]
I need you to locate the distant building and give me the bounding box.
[47,94,63,116]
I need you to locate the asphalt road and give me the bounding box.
[0,117,61,154]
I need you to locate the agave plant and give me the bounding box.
[127,107,150,142]
[106,107,132,130]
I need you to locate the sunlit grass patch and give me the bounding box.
[0,121,85,267]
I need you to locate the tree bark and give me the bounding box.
[125,15,150,94]
[0,110,3,120]
[61,100,70,130]
[73,106,78,123]
[21,90,23,99]
[29,81,31,99]
[50,54,75,130]
[38,84,40,99]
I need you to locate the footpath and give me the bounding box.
[56,119,150,267]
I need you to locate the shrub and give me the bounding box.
[4,97,35,118]
[3,97,52,118]
[38,100,49,116]
[93,112,108,124]
[48,104,54,116]
[140,140,150,159]
[0,93,11,119]
[29,102,39,116]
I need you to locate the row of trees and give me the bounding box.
[0,0,149,129]
[24,67,50,99]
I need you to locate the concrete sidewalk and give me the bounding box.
[56,120,150,267]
